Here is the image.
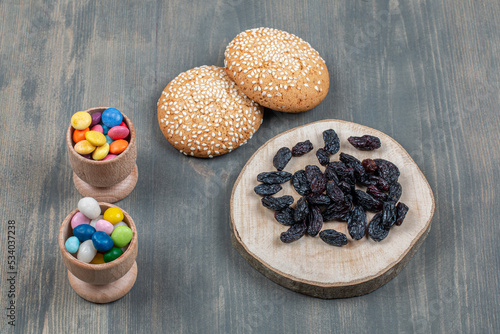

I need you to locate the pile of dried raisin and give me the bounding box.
[254,129,409,246]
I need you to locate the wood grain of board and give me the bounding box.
[0,0,498,333]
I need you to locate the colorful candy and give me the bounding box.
[104,247,123,263]
[102,154,117,161]
[70,109,130,161]
[71,111,92,130]
[103,207,124,225]
[109,139,128,154]
[72,127,89,143]
[92,231,114,252]
[111,226,133,248]
[78,197,101,219]
[73,224,96,242]
[71,212,91,229]
[77,240,97,263]
[102,108,123,127]
[92,143,110,161]
[74,140,96,155]
[108,126,129,140]
[66,197,133,264]
[65,236,80,253]
[95,219,114,235]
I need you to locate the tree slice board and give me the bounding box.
[230,119,435,299]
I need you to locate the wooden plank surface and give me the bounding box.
[0,0,499,332]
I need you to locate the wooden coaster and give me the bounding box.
[230,119,435,299]
[73,164,139,203]
[67,261,138,304]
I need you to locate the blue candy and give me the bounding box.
[101,108,123,128]
[91,231,114,252]
[65,236,80,253]
[105,134,113,145]
[73,224,96,242]
[101,124,110,135]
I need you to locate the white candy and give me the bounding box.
[78,197,101,219]
[114,221,128,228]
[77,240,97,263]
[90,215,103,228]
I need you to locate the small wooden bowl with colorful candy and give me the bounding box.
[66,107,138,203]
[58,197,138,303]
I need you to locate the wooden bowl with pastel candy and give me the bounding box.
[58,202,138,303]
[66,107,138,203]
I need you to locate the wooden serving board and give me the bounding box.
[230,119,435,299]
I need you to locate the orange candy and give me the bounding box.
[109,139,128,154]
[73,127,89,143]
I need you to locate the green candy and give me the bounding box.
[111,226,133,248]
[103,247,123,263]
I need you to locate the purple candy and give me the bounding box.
[81,154,92,159]
[71,212,91,229]
[90,112,102,127]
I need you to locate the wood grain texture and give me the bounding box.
[0,0,498,333]
[231,120,435,298]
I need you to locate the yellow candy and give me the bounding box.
[92,143,110,161]
[74,140,96,155]
[71,111,92,130]
[85,131,106,146]
[90,253,105,264]
[103,207,124,225]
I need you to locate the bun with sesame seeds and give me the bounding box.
[224,27,330,113]
[157,65,264,158]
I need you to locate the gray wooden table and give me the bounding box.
[1,0,499,333]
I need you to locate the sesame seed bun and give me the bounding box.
[224,27,330,113]
[157,66,264,158]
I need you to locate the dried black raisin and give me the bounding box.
[294,197,310,222]
[368,212,390,242]
[306,193,332,206]
[291,170,311,196]
[362,159,378,173]
[347,205,367,240]
[388,182,402,202]
[273,147,292,171]
[254,184,282,196]
[319,229,348,246]
[273,207,295,226]
[261,195,294,211]
[280,222,307,243]
[375,159,400,184]
[338,180,354,195]
[324,163,340,183]
[316,148,330,166]
[369,175,390,191]
[307,206,323,237]
[323,129,340,155]
[326,181,345,203]
[305,165,327,194]
[257,171,293,184]
[291,140,313,157]
[354,190,383,212]
[366,185,389,202]
[381,201,397,229]
[339,152,361,168]
[348,135,381,151]
[395,202,409,226]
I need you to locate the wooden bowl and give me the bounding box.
[58,203,138,303]
[230,119,435,299]
[66,107,138,202]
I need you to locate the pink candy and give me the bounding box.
[71,212,91,229]
[102,154,118,161]
[108,126,130,140]
[91,124,103,133]
[95,219,114,235]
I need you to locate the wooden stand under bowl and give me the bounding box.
[58,203,138,303]
[66,107,138,203]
